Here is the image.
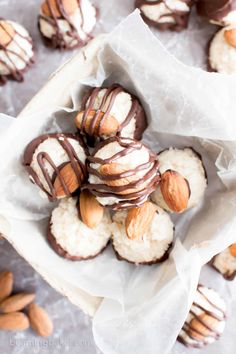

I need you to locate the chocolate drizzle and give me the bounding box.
[135,0,193,32]
[197,0,236,23]
[39,0,93,49]
[84,136,160,210]
[23,133,88,202]
[0,19,34,85]
[80,84,147,141]
[178,285,226,348]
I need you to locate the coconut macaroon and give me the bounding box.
[151,148,207,213]
[178,285,227,348]
[48,192,112,260]
[197,0,236,26]
[209,25,236,74]
[0,19,34,85]
[86,137,160,210]
[38,0,97,49]
[111,202,174,265]
[75,85,147,145]
[212,244,236,280]
[23,133,88,202]
[135,0,194,32]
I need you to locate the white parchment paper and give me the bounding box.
[1,10,236,354]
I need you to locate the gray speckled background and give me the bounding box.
[0,1,235,353]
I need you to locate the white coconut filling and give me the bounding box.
[89,139,156,206]
[85,89,136,138]
[30,137,86,195]
[152,148,207,212]
[39,0,96,46]
[111,206,173,264]
[51,198,111,258]
[179,286,226,346]
[0,21,33,75]
[141,0,189,24]
[209,25,236,75]
[213,247,236,277]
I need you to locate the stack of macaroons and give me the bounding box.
[23,84,207,264]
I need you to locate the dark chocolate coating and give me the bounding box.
[196,0,236,23]
[85,136,160,210]
[23,133,88,202]
[38,0,97,50]
[47,220,109,261]
[135,0,194,32]
[0,19,34,85]
[79,84,147,144]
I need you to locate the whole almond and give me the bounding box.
[0,293,35,313]
[0,312,29,331]
[224,28,236,48]
[229,243,236,257]
[41,0,78,18]
[53,162,83,198]
[28,303,53,337]
[75,110,120,136]
[189,313,219,340]
[79,190,104,229]
[161,170,190,213]
[0,21,15,47]
[125,201,158,240]
[0,271,13,302]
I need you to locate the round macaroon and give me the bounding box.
[135,0,194,32]
[0,19,34,85]
[48,192,112,261]
[211,243,236,280]
[178,285,227,348]
[38,0,97,49]
[23,133,88,202]
[86,136,160,210]
[151,148,207,213]
[75,84,147,145]
[111,201,174,265]
[209,25,236,74]
[197,0,236,26]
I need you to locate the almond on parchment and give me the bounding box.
[160,170,190,213]
[0,271,13,302]
[0,292,35,313]
[224,28,236,48]
[75,110,120,136]
[28,303,53,337]
[0,312,29,331]
[79,190,104,229]
[125,201,158,240]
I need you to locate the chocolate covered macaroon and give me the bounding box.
[75,85,147,144]
[212,244,236,280]
[0,19,34,85]
[178,285,226,348]
[23,133,88,201]
[48,192,112,260]
[152,148,207,213]
[209,25,236,74]
[135,0,194,32]
[86,137,160,210]
[111,202,174,265]
[38,0,97,49]
[197,0,236,26]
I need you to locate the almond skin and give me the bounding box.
[79,190,104,229]
[0,21,15,47]
[28,303,53,337]
[41,0,78,18]
[0,271,13,302]
[0,293,35,313]
[0,312,29,331]
[189,313,219,341]
[229,243,236,257]
[160,170,190,213]
[224,28,236,48]
[125,201,158,240]
[75,110,120,137]
[53,162,83,198]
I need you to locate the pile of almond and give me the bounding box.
[0,270,53,336]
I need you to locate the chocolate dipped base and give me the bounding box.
[196,0,236,25]
[210,257,236,281]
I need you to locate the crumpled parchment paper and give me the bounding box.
[1,8,236,354]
